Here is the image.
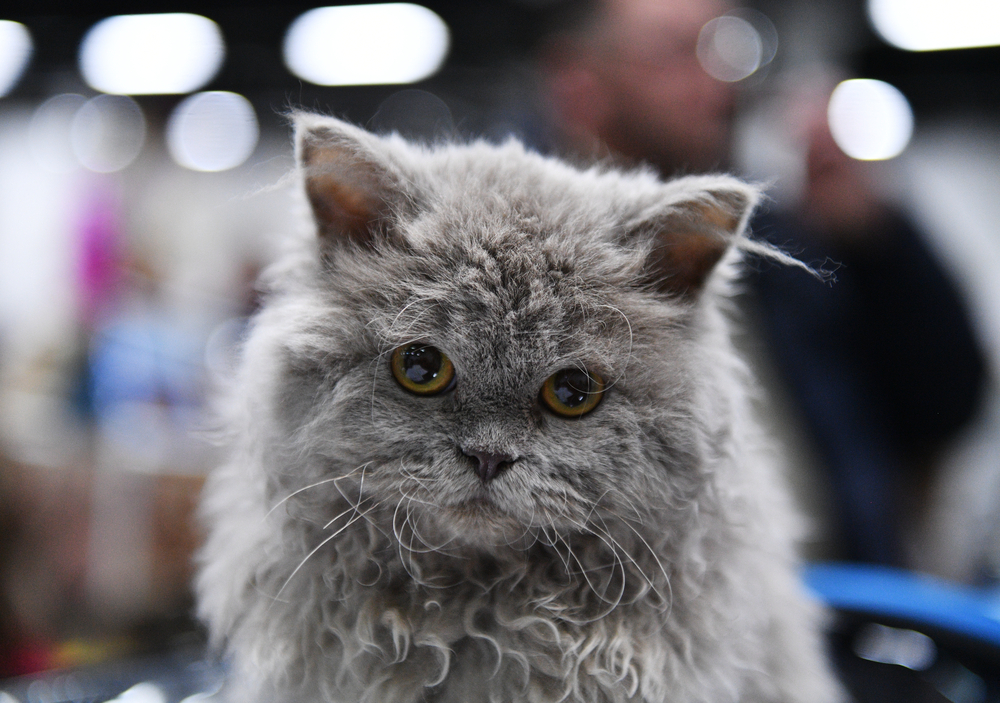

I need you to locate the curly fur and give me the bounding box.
[196,114,842,703]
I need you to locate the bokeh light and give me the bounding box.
[368,88,454,141]
[729,8,778,68]
[852,623,937,671]
[696,15,764,83]
[79,13,225,95]
[869,0,1000,51]
[166,91,259,172]
[827,78,914,161]
[0,20,32,97]
[108,682,169,703]
[29,93,86,172]
[283,4,450,86]
[71,94,146,172]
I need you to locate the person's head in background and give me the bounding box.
[540,0,736,176]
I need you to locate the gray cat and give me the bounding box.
[196,113,842,703]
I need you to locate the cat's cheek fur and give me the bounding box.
[196,114,844,703]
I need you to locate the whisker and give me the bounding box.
[595,303,633,390]
[323,503,362,530]
[583,494,673,615]
[392,494,421,583]
[608,489,646,525]
[270,502,380,606]
[388,296,435,335]
[562,518,627,618]
[264,462,371,521]
[614,516,674,615]
[395,484,439,509]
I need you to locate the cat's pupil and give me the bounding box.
[552,369,590,407]
[401,345,442,384]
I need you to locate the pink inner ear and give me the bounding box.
[641,190,751,298]
[300,134,394,247]
[647,228,729,297]
[306,171,382,243]
[691,200,742,234]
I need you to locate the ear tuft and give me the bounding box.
[295,114,410,249]
[637,177,760,298]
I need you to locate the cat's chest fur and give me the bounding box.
[195,114,842,703]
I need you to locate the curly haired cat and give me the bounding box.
[195,113,842,703]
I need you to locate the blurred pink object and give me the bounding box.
[77,182,122,325]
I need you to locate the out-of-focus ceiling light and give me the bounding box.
[79,13,224,95]
[0,20,33,97]
[166,91,259,172]
[109,682,169,703]
[869,0,1000,51]
[853,623,937,671]
[827,79,913,161]
[30,93,86,172]
[71,94,146,172]
[697,15,764,82]
[283,4,450,86]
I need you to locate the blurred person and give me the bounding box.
[747,81,988,566]
[539,0,988,566]
[540,0,737,175]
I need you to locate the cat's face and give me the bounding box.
[264,116,757,548]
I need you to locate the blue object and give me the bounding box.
[805,562,1000,648]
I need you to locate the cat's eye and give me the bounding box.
[391,344,455,395]
[540,368,605,418]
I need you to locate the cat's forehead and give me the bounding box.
[369,220,648,373]
[410,141,654,234]
[349,147,677,352]
[396,149,648,280]
[384,225,604,335]
[401,195,629,316]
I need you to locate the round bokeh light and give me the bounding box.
[166,91,259,172]
[827,78,913,161]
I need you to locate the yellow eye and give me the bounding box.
[391,344,455,395]
[540,368,605,417]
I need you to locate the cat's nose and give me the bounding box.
[461,447,516,484]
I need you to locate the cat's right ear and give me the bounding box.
[631,175,761,299]
[295,114,412,249]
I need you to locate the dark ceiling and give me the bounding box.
[7,0,999,135]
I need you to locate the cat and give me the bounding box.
[195,113,843,703]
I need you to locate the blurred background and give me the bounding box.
[1,0,999,700]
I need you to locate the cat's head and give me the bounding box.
[263,114,759,548]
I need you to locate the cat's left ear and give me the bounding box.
[632,175,760,299]
[294,114,413,249]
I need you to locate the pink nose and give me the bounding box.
[462,448,516,483]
